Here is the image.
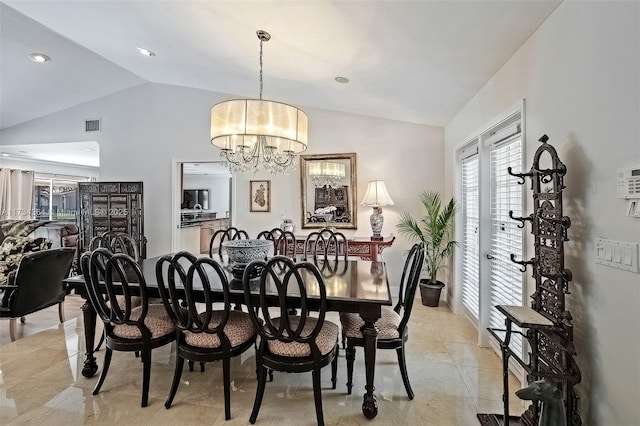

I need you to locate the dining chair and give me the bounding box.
[89,231,153,351]
[303,228,348,262]
[303,228,349,278]
[256,228,296,259]
[81,248,176,407]
[242,256,339,426]
[339,242,424,399]
[208,227,250,258]
[156,253,257,420]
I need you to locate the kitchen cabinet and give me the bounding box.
[199,218,231,254]
[179,226,200,254]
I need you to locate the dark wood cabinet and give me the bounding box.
[314,185,350,220]
[78,182,146,258]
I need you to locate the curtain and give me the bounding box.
[0,169,35,220]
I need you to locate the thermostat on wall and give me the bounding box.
[617,167,640,199]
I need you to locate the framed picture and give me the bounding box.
[250,180,271,212]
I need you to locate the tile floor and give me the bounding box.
[0,294,525,425]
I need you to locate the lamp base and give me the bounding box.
[369,207,384,242]
[370,236,384,241]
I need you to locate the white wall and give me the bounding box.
[444,1,640,424]
[0,82,444,284]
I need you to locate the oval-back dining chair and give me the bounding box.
[242,256,339,426]
[81,249,175,407]
[340,242,425,399]
[156,254,256,420]
[209,227,250,258]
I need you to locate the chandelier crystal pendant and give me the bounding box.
[210,30,309,175]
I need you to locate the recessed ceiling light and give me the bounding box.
[335,76,349,84]
[136,47,156,57]
[29,53,51,63]
[1,153,10,157]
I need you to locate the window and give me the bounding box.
[34,174,90,222]
[460,146,480,320]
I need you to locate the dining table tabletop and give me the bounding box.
[64,254,393,419]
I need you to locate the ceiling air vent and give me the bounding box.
[85,118,101,132]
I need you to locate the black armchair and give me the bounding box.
[0,248,75,341]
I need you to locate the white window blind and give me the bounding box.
[489,134,524,355]
[461,154,480,320]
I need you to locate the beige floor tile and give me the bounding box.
[1,295,535,425]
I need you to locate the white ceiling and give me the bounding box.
[0,141,99,167]
[1,0,562,135]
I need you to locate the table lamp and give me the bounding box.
[361,180,394,241]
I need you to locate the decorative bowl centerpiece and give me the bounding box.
[222,239,271,281]
[222,238,271,264]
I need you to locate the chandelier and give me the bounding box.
[308,161,345,188]
[210,30,309,175]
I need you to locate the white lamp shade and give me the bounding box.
[210,99,308,153]
[361,180,394,207]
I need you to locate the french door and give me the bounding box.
[457,106,525,360]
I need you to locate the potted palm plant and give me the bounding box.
[396,190,457,306]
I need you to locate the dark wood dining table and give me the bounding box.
[63,255,392,419]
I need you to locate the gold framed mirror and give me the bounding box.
[300,153,357,229]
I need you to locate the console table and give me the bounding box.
[294,235,395,261]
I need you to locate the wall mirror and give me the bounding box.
[300,153,357,229]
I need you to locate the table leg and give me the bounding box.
[359,306,380,419]
[81,299,98,378]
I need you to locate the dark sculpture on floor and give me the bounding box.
[517,380,567,426]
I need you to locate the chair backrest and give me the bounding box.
[257,228,297,259]
[89,231,140,261]
[243,256,328,360]
[394,243,425,335]
[209,227,249,257]
[81,248,153,339]
[8,248,75,317]
[155,251,198,330]
[303,228,348,262]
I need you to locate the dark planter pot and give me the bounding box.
[419,279,445,307]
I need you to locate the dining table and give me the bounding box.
[63,254,393,419]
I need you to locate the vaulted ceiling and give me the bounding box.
[0,1,562,131]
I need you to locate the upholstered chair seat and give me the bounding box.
[267,316,339,357]
[183,310,256,348]
[340,307,401,340]
[111,304,175,339]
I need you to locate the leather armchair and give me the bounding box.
[0,248,75,341]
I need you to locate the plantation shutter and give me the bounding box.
[461,152,480,320]
[488,133,524,355]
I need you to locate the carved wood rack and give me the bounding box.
[488,135,582,425]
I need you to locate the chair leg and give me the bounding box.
[249,364,268,424]
[9,318,17,341]
[165,356,185,409]
[396,345,414,400]
[223,357,231,420]
[312,368,325,426]
[331,352,338,390]
[345,344,356,395]
[188,360,194,371]
[141,349,152,407]
[93,347,112,395]
[58,301,65,322]
[20,316,25,323]
[200,362,205,372]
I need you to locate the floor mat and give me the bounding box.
[476,413,523,426]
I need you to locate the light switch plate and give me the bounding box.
[595,238,639,273]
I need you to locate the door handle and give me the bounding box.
[486,254,495,260]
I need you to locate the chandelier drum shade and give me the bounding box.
[308,161,345,188]
[210,30,309,175]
